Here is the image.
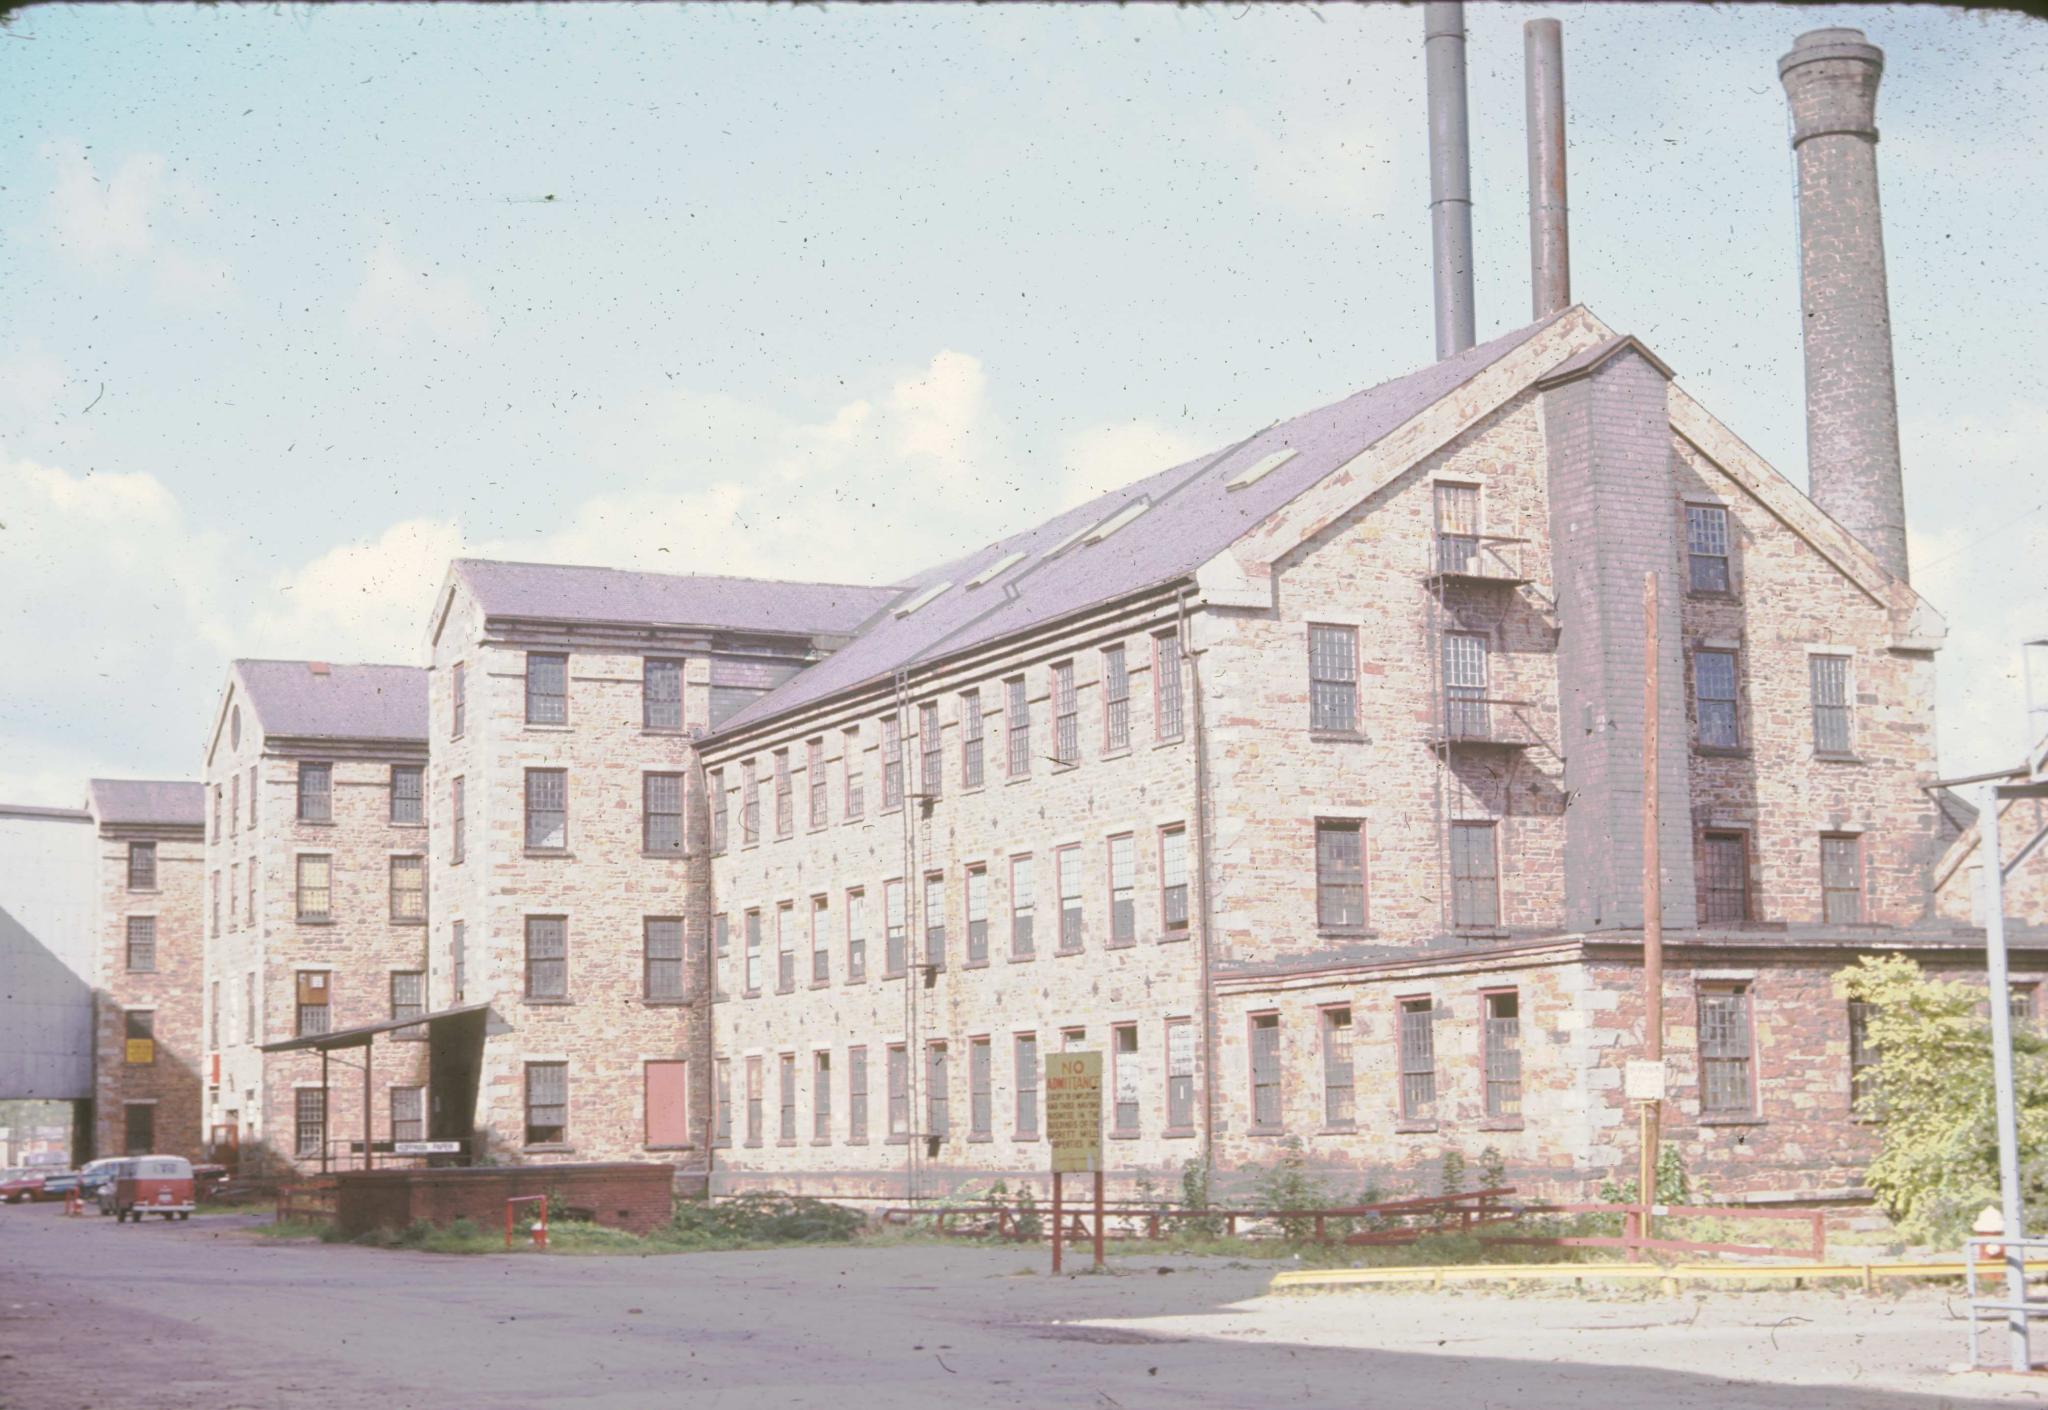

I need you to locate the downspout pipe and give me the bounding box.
[1425,1,1477,358]
[1524,18,1571,318]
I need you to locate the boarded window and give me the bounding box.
[882,716,903,810]
[525,652,567,725]
[961,689,985,788]
[923,872,946,970]
[1484,991,1522,1118]
[125,1009,155,1065]
[1698,986,1754,1115]
[390,764,424,824]
[125,1102,155,1156]
[1693,650,1741,749]
[295,972,331,1037]
[128,841,156,890]
[1056,845,1083,952]
[295,1089,325,1158]
[1107,834,1136,946]
[926,1042,949,1140]
[644,773,684,854]
[1016,1033,1040,1137]
[846,889,867,982]
[1315,821,1365,929]
[920,701,943,799]
[1811,654,1853,755]
[644,658,683,730]
[848,1046,868,1143]
[1006,677,1031,776]
[525,1062,567,1145]
[390,971,425,1040]
[1166,1020,1195,1131]
[1436,482,1482,575]
[525,916,567,998]
[965,866,989,965]
[125,916,156,972]
[1399,999,1436,1120]
[1102,645,1130,753]
[884,882,906,977]
[1322,1007,1355,1126]
[1249,1014,1282,1129]
[1449,822,1499,929]
[1010,855,1036,958]
[1308,624,1359,733]
[887,1044,909,1138]
[390,855,426,922]
[1052,662,1079,765]
[808,738,827,828]
[645,918,684,1000]
[1821,834,1863,924]
[525,769,567,850]
[1112,1024,1140,1135]
[1154,631,1184,740]
[392,1086,426,1145]
[1699,832,1749,924]
[296,854,331,922]
[970,1037,992,1138]
[813,1051,832,1142]
[1686,504,1731,593]
[297,763,331,823]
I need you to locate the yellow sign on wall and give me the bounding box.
[1045,1051,1102,1174]
[125,1038,155,1066]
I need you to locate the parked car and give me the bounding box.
[77,1158,127,1207]
[1,1169,46,1204]
[32,1170,80,1202]
[110,1155,194,1222]
[93,1160,135,1216]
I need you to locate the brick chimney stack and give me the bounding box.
[1780,28,1911,582]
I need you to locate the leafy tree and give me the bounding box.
[1837,954,2048,1245]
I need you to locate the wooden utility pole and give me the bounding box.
[1639,571,1664,1237]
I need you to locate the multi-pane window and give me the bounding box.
[744,910,763,994]
[1112,1024,1140,1135]
[884,880,907,976]
[231,773,239,834]
[127,841,156,890]
[525,1062,568,1145]
[1399,998,1437,1121]
[926,1041,950,1140]
[643,658,682,730]
[211,870,221,935]
[813,1051,832,1142]
[1165,1019,1195,1131]
[1308,625,1359,733]
[1322,1007,1355,1126]
[1484,991,1522,1118]
[297,763,332,823]
[248,764,258,826]
[451,661,466,738]
[2013,985,2040,1029]
[645,918,685,1001]
[1103,645,1130,752]
[124,1102,154,1156]
[881,716,903,810]
[390,764,424,824]
[1154,631,1184,740]
[961,689,985,788]
[1821,833,1863,924]
[970,1037,993,1138]
[525,652,567,725]
[709,769,727,853]
[1435,481,1481,575]
[1015,1033,1040,1137]
[1810,654,1853,755]
[1443,632,1490,739]
[392,1086,426,1144]
[1315,821,1365,929]
[209,981,219,1047]
[1006,677,1031,775]
[886,1044,909,1139]
[525,917,567,999]
[843,726,864,819]
[296,854,332,922]
[644,773,684,854]
[846,888,867,982]
[745,1056,763,1146]
[1699,832,1750,924]
[295,971,330,1037]
[1010,855,1036,958]
[1107,834,1136,947]
[1052,662,1079,765]
[920,701,942,799]
[212,787,221,841]
[390,856,426,922]
[390,971,426,1040]
[1848,1000,1880,1111]
[1249,1013,1282,1129]
[245,972,256,1043]
[1056,845,1083,952]
[715,1058,732,1145]
[779,1053,797,1142]
[125,916,156,972]
[807,739,827,828]
[923,872,946,970]
[848,1046,869,1143]
[295,1088,326,1158]
[1687,504,1732,593]
[811,896,830,984]
[525,769,567,850]
[451,776,466,864]
[965,866,989,965]
[776,902,796,993]
[774,750,793,837]
[229,863,239,927]
[247,861,256,919]
[125,1009,155,1065]
[1698,985,1755,1115]
[1693,650,1741,749]
[741,761,760,845]
[451,920,466,1002]
[1449,822,1499,930]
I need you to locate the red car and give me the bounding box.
[1,1169,47,1204]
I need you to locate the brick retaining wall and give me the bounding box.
[334,1161,676,1237]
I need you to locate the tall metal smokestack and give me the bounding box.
[1425,2,1476,358]
[1779,28,1911,582]
[1524,19,1570,319]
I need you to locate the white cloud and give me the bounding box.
[346,238,488,345]
[41,140,236,310]
[1059,420,1208,509]
[1218,103,1405,219]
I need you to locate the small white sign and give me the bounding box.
[393,1140,461,1155]
[1625,1059,1667,1101]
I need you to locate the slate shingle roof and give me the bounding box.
[234,660,429,743]
[452,560,900,638]
[87,778,205,827]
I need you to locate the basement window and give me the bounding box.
[1226,447,1298,490]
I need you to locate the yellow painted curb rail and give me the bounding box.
[1271,1261,1988,1294]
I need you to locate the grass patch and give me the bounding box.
[250,1217,329,1240]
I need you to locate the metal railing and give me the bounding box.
[1964,1235,2047,1371]
[275,1179,339,1224]
[1481,1201,1826,1261]
[1431,532,1527,583]
[881,1188,1518,1246]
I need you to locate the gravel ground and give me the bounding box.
[0,1201,2037,1409]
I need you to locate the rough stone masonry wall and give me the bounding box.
[94,821,206,1162]
[705,591,1205,1199]
[1935,793,2048,928]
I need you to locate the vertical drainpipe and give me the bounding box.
[1179,587,1220,1182]
[1425,1,1477,358]
[1524,18,1571,319]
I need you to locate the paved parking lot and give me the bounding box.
[0,1202,2036,1409]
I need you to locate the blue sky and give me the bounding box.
[2,3,2043,802]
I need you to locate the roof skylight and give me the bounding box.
[1225,447,1298,490]
[891,581,952,617]
[1082,499,1151,544]
[966,551,1027,589]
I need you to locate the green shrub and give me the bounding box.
[666,1192,864,1248]
[1250,1138,1331,1243]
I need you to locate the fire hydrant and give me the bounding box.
[1973,1205,2005,1262]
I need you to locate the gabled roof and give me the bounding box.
[88,778,204,828]
[712,311,1577,737]
[449,559,900,638]
[234,660,428,743]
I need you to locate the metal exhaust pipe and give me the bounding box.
[1524,18,1570,318]
[1425,1,1476,358]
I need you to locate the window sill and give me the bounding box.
[968,1133,994,1145]
[810,978,831,990]
[645,1144,695,1153]
[1161,928,1192,943]
[1245,1127,1287,1140]
[1395,1120,1440,1135]
[296,819,336,828]
[1317,1123,1357,1136]
[126,887,161,897]
[964,958,990,971]
[1693,745,1750,759]
[1308,730,1370,744]
[777,1139,797,1149]
[389,918,427,928]
[1316,927,1377,940]
[1154,736,1184,750]
[846,1137,869,1147]
[390,821,429,831]
[1106,938,1137,952]
[1056,947,1085,959]
[883,971,906,983]
[1814,753,1866,766]
[1163,1127,1197,1141]
[524,849,573,860]
[523,1143,574,1154]
[126,967,158,975]
[642,999,691,1008]
[523,997,575,1007]
[1687,588,1739,602]
[1009,951,1037,964]
[743,989,761,1000]
[1698,1114,1768,1128]
[1455,928,1510,942]
[1005,773,1031,785]
[1108,1130,1142,1142]
[641,727,686,738]
[846,974,868,986]
[886,1135,908,1147]
[1477,1118,1526,1133]
[744,1140,763,1149]
[296,918,335,927]
[641,851,687,861]
[1100,748,1131,763]
[523,724,575,734]
[810,1137,832,1148]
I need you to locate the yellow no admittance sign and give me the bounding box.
[1045,1051,1102,1174]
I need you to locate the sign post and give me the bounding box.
[1045,1051,1103,1273]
